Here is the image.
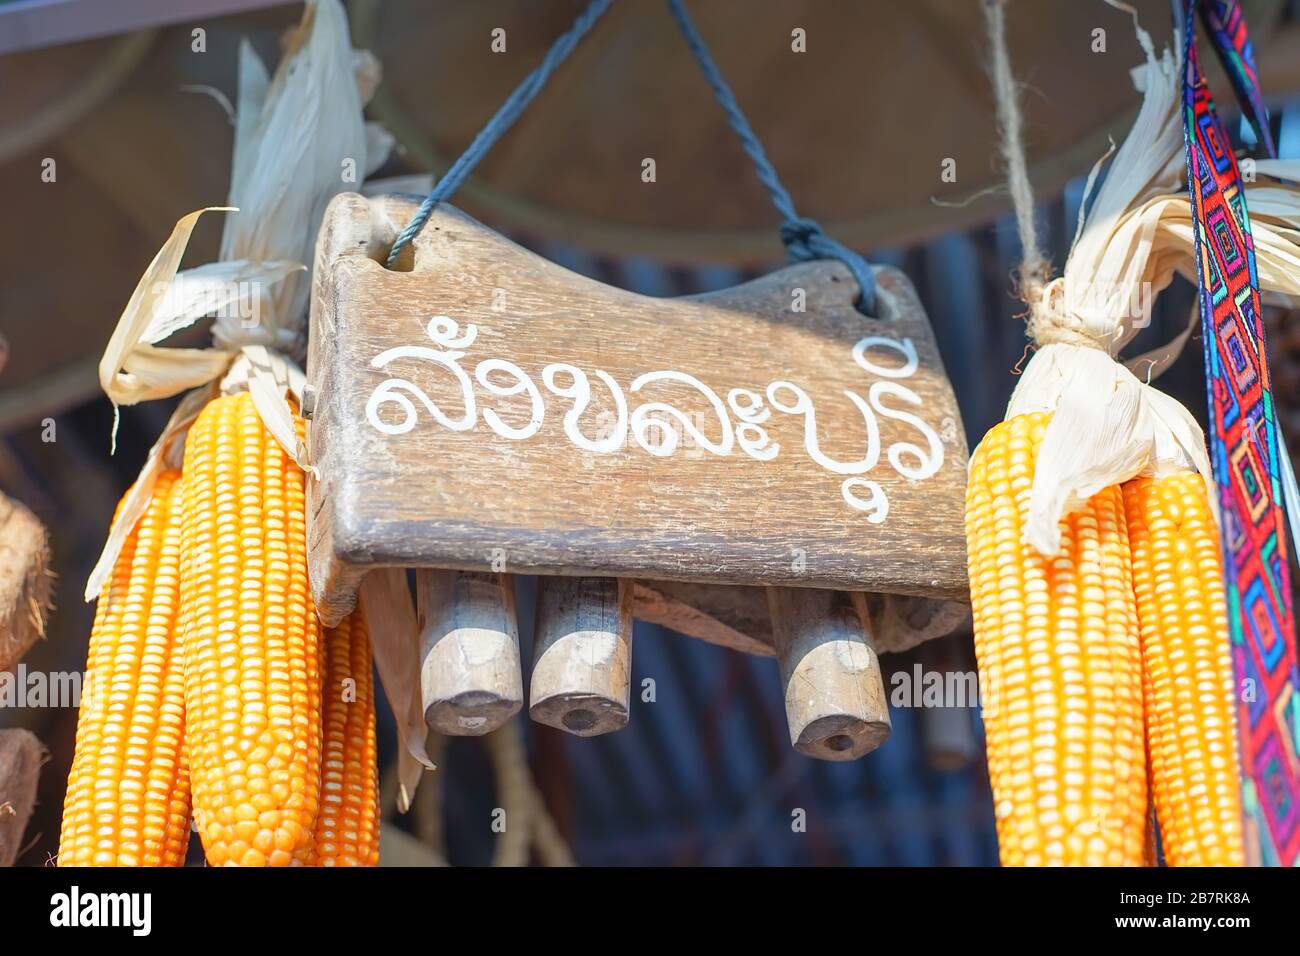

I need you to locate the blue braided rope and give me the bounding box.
[664,0,877,315]
[388,0,877,317]
[386,0,616,268]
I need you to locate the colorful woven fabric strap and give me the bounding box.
[1181,0,1299,866]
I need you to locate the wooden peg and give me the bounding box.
[417,569,522,736]
[530,576,633,736]
[921,705,977,771]
[766,587,890,761]
[918,632,978,770]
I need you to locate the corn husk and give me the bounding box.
[360,568,433,811]
[88,0,383,600]
[1003,32,1300,555]
[84,0,436,800]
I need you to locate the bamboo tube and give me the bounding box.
[417,570,522,736]
[921,706,977,771]
[918,634,978,770]
[530,576,633,736]
[766,587,891,760]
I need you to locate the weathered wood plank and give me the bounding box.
[307,194,968,627]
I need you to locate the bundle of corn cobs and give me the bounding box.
[59,401,378,866]
[57,0,389,867]
[969,416,1242,866]
[967,10,1300,866]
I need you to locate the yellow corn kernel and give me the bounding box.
[315,611,380,866]
[181,392,322,866]
[60,470,191,866]
[967,411,1147,865]
[1123,473,1244,866]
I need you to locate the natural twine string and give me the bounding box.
[381,722,575,867]
[985,0,1046,290]
[984,0,1111,352]
[485,720,576,867]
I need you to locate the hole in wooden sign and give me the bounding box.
[831,267,893,322]
[864,279,897,322]
[824,734,854,753]
[378,240,417,273]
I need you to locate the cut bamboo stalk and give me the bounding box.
[417,569,522,736]
[530,576,633,736]
[766,587,891,761]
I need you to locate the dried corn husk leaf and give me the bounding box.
[102,0,375,409]
[1022,45,1185,355]
[215,0,371,353]
[88,0,386,599]
[360,568,435,810]
[98,207,239,410]
[147,259,303,347]
[1003,40,1202,554]
[1008,343,1213,554]
[1123,162,1300,381]
[1004,31,1300,555]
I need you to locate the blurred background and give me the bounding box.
[1,0,1299,866]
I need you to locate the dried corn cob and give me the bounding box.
[60,470,191,866]
[967,411,1147,865]
[1122,473,1245,866]
[181,392,323,867]
[315,610,379,866]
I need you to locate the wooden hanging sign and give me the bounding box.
[306,193,969,627]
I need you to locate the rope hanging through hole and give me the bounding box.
[386,0,878,317]
[664,0,877,315]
